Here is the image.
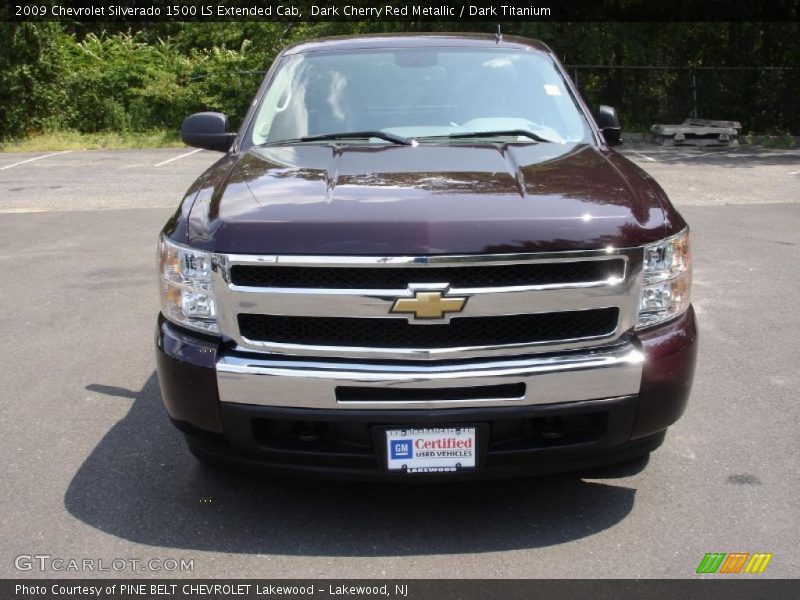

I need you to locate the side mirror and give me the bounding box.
[180,112,235,152]
[597,105,622,146]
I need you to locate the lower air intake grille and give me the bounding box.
[238,308,619,349]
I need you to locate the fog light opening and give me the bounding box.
[296,421,326,442]
[540,416,565,440]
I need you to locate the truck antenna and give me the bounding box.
[495,25,503,43]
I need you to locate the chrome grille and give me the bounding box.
[212,250,643,361]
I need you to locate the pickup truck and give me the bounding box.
[156,34,697,479]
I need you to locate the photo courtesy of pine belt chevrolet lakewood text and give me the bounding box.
[156,34,697,479]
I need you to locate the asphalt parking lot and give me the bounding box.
[0,143,798,578]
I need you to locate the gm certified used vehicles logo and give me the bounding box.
[696,552,773,574]
[390,286,468,321]
[390,440,413,459]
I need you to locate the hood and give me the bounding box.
[185,142,670,255]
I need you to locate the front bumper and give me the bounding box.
[215,342,644,411]
[155,308,697,479]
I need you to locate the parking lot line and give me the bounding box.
[628,150,657,162]
[154,148,203,167]
[661,150,740,161]
[0,150,74,170]
[0,207,50,214]
[789,170,800,175]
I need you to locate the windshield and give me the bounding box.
[249,48,592,146]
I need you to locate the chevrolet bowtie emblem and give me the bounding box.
[390,290,468,320]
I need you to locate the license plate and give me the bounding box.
[385,427,477,473]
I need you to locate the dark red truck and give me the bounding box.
[156,34,697,479]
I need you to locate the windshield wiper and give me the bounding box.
[421,130,554,143]
[264,131,413,146]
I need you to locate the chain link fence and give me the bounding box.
[567,65,798,134]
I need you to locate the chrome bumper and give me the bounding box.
[216,341,644,410]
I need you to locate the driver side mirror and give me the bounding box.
[597,105,622,146]
[180,112,236,152]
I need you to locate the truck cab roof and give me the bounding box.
[281,33,553,57]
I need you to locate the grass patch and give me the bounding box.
[0,130,183,152]
[741,133,798,148]
[758,135,797,149]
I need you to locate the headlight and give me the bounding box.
[637,229,691,329]
[158,235,219,333]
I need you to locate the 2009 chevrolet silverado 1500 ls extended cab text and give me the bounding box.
[156,34,697,479]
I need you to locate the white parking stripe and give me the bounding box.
[628,150,657,162]
[789,170,800,175]
[0,150,74,170]
[661,150,740,161]
[154,148,202,167]
[0,207,50,213]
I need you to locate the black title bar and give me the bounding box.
[3,0,800,22]
[4,580,800,600]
